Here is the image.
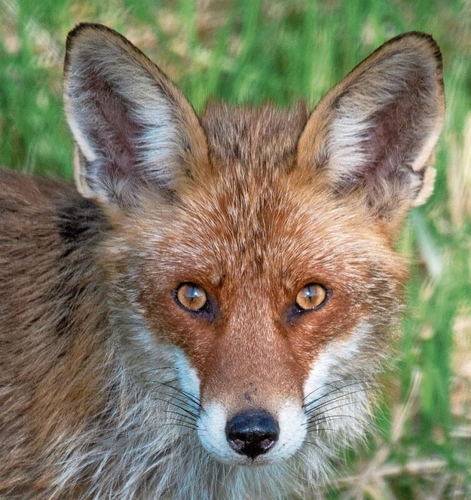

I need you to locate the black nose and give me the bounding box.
[225,410,279,459]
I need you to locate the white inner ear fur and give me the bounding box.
[412,166,436,207]
[304,38,444,214]
[65,34,186,191]
[66,113,98,164]
[325,54,425,184]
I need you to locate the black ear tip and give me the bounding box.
[401,31,444,90]
[411,31,442,62]
[385,31,443,70]
[65,24,108,71]
[66,23,107,49]
[64,23,152,77]
[67,22,112,40]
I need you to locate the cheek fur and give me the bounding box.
[301,320,378,443]
[303,320,374,404]
[172,347,201,402]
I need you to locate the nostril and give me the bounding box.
[225,410,279,459]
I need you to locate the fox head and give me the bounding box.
[64,24,444,472]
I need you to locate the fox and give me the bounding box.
[0,23,445,499]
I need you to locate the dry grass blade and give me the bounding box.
[448,113,471,229]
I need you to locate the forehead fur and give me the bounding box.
[109,99,408,292]
[126,154,401,290]
[201,103,308,172]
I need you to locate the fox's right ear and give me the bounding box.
[64,23,208,207]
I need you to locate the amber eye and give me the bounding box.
[295,283,328,311]
[175,283,208,312]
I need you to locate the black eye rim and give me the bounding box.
[173,282,214,316]
[292,283,332,315]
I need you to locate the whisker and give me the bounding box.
[147,396,199,420]
[303,380,367,411]
[124,363,202,407]
[304,387,367,417]
[302,377,366,403]
[161,419,198,432]
[306,399,366,424]
[152,379,202,405]
[149,387,201,414]
[164,409,198,424]
[149,390,199,411]
[306,412,364,425]
[158,382,202,408]
[299,439,323,451]
[305,415,365,432]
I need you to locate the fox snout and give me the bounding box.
[197,400,307,465]
[225,410,279,459]
[200,406,284,464]
[184,317,309,465]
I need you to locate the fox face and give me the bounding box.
[0,24,444,499]
[109,148,408,467]
[65,25,443,471]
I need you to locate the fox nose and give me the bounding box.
[225,410,279,459]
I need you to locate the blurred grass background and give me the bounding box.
[0,0,470,498]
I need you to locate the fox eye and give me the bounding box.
[175,283,208,312]
[295,284,328,311]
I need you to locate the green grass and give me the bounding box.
[1,0,470,497]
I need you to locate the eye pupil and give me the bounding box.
[295,283,328,311]
[176,283,208,312]
[304,286,316,300]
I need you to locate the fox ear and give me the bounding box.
[298,32,445,225]
[64,23,208,206]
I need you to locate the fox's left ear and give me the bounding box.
[298,32,445,227]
